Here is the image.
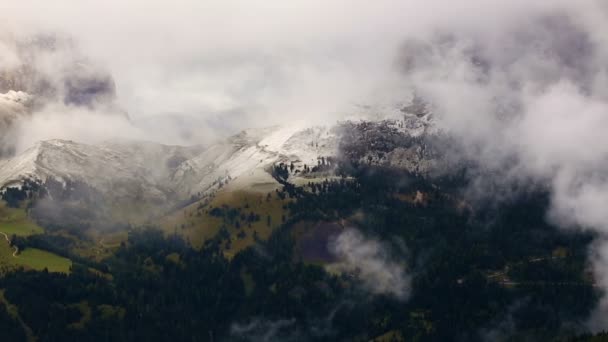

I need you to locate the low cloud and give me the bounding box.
[327,228,411,300]
[229,301,349,341]
[230,318,297,342]
[395,1,608,329]
[2,0,582,144]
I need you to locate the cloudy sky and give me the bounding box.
[6,0,417,134]
[3,0,593,141]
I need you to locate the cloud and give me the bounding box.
[2,0,584,142]
[230,318,297,342]
[0,91,32,156]
[327,228,411,300]
[390,0,608,329]
[1,1,599,151]
[11,106,142,151]
[0,31,229,150]
[229,301,349,341]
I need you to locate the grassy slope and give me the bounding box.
[162,189,291,257]
[13,248,72,274]
[0,242,17,273]
[0,202,72,274]
[0,205,43,237]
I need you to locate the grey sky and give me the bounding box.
[2,0,584,133]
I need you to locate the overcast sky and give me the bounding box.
[2,0,587,134]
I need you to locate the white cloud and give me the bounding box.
[389,1,608,328]
[1,0,584,135]
[328,228,411,300]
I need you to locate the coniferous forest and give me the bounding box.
[0,159,601,341]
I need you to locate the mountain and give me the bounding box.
[0,106,438,225]
[0,99,598,342]
[0,139,197,200]
[0,126,324,200]
[0,109,435,194]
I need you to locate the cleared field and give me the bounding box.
[0,204,43,237]
[0,242,72,275]
[12,248,72,274]
[0,202,71,274]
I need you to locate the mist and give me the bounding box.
[4,0,608,330]
[327,228,411,300]
[392,0,608,329]
[2,0,583,148]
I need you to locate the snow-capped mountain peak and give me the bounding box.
[0,104,437,218]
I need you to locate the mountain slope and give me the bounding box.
[0,139,194,203]
[0,105,438,224]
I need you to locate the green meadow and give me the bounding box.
[12,248,72,274]
[0,202,71,274]
[0,204,43,237]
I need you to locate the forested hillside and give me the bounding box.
[0,154,601,341]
